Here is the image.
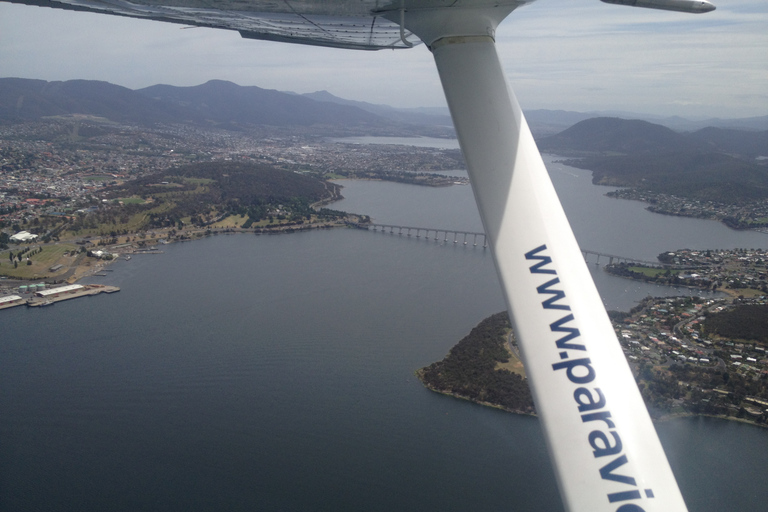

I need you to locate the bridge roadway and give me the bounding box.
[355,223,669,268]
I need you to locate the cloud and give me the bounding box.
[0,0,765,117]
[495,0,768,116]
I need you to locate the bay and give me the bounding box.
[333,153,767,311]
[1,146,767,512]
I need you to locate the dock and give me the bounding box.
[1,284,120,310]
[0,295,25,310]
[27,284,120,306]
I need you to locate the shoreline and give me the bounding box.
[5,223,767,432]
[0,218,360,288]
[419,372,768,429]
[416,370,536,417]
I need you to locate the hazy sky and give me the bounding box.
[0,0,766,118]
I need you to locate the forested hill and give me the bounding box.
[703,305,768,344]
[538,117,701,155]
[417,312,535,415]
[105,161,342,229]
[116,160,339,205]
[574,152,768,203]
[538,117,768,204]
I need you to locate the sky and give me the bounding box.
[0,0,766,119]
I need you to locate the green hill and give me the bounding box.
[540,117,768,204]
[703,305,768,344]
[569,151,768,203]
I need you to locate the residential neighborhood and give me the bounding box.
[1,119,465,241]
[607,248,768,294]
[613,294,768,424]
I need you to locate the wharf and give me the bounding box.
[0,295,25,310]
[26,284,120,307]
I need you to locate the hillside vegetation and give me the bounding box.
[66,161,344,236]
[417,312,535,414]
[572,151,768,203]
[539,117,768,205]
[704,305,768,344]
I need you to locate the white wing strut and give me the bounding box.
[403,12,689,512]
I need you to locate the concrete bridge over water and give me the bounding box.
[355,223,668,268]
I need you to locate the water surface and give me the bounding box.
[1,151,767,512]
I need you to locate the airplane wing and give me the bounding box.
[6,0,422,49]
[0,0,716,510]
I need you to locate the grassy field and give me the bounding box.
[0,243,79,279]
[209,215,248,228]
[116,197,146,205]
[725,288,765,298]
[495,330,526,378]
[175,177,215,185]
[628,266,673,277]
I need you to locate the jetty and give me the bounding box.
[27,284,120,306]
[1,284,120,310]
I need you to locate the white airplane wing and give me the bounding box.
[0,0,716,511]
[6,0,432,49]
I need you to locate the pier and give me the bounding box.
[357,223,672,268]
[1,284,120,310]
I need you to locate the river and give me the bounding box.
[0,144,766,512]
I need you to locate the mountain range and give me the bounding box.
[2,77,767,206]
[2,78,766,136]
[0,78,384,131]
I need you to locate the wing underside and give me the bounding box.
[4,0,538,50]
[8,0,418,49]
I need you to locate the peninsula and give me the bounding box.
[419,290,768,427]
[0,158,371,287]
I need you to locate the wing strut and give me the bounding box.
[402,11,690,512]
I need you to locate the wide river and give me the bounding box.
[1,144,767,512]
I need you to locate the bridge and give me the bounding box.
[354,223,669,268]
[358,223,489,247]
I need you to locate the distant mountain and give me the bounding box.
[138,81,381,127]
[301,90,453,128]
[541,117,768,205]
[645,114,768,132]
[523,110,768,135]
[2,77,766,142]
[537,117,704,155]
[0,78,189,124]
[0,78,391,131]
[688,127,768,159]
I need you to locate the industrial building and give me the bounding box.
[0,295,24,309]
[35,284,84,298]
